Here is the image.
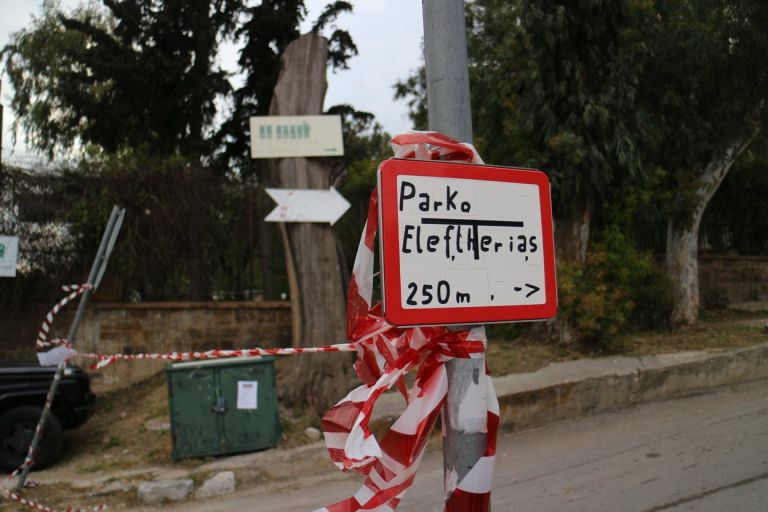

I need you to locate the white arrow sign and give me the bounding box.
[265,187,351,225]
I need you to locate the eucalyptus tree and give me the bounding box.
[469,0,655,264]
[398,0,767,330]
[640,0,767,325]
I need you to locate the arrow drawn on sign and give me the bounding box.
[525,283,540,298]
[265,187,351,225]
[512,283,541,298]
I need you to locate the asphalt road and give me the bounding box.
[158,380,768,512]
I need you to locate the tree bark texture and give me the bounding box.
[268,33,354,415]
[667,126,761,326]
[555,197,592,265]
[542,197,591,344]
[256,185,279,300]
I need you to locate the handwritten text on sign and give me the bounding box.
[379,160,557,326]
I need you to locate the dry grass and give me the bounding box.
[60,371,175,472]
[486,310,768,376]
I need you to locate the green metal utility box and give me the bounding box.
[166,356,280,460]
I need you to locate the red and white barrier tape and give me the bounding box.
[2,489,105,512]
[19,289,358,511]
[25,132,498,512]
[314,132,499,512]
[35,284,92,350]
[3,284,105,511]
[43,342,358,370]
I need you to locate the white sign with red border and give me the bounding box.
[378,159,557,326]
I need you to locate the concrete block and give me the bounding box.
[195,471,236,499]
[145,417,171,431]
[89,480,131,497]
[137,479,193,504]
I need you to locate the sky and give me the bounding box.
[0,0,424,166]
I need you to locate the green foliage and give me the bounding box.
[328,105,391,270]
[640,0,768,228]
[396,0,657,209]
[4,0,359,167]
[2,0,239,159]
[313,1,358,70]
[393,65,428,132]
[56,151,257,300]
[558,227,671,349]
[485,323,522,342]
[392,0,767,329]
[469,0,655,210]
[218,0,358,171]
[644,0,768,167]
[701,133,768,254]
[216,0,306,170]
[2,2,103,158]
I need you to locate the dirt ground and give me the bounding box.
[1,308,766,510]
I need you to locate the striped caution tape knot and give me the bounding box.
[35,284,92,350]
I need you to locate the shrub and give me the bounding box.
[557,227,671,349]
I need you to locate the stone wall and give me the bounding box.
[699,255,768,308]
[84,301,292,392]
[0,301,291,393]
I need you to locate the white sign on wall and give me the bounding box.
[0,236,19,278]
[250,115,344,159]
[378,159,557,326]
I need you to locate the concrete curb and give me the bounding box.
[370,343,768,431]
[493,342,768,431]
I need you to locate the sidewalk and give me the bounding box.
[27,342,768,506]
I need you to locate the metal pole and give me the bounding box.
[422,2,489,511]
[67,207,123,345]
[16,206,124,491]
[423,0,473,143]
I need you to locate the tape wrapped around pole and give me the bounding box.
[315,132,499,511]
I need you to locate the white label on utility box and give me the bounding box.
[237,381,259,410]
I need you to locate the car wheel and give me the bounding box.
[0,406,63,473]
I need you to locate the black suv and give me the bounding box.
[0,364,95,472]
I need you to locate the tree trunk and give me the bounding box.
[666,212,702,326]
[268,33,354,415]
[523,198,591,345]
[555,197,591,265]
[545,198,591,344]
[255,186,278,300]
[667,127,761,326]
